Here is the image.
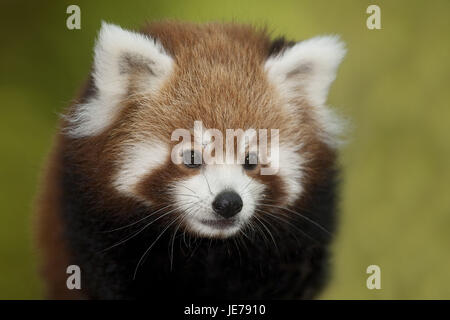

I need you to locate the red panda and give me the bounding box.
[35,21,346,299]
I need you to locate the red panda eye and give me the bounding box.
[183,150,202,168]
[243,152,258,170]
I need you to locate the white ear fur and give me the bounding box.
[66,22,173,138]
[93,22,173,96]
[265,35,346,107]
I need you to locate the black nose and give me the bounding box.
[212,191,243,218]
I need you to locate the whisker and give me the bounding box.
[101,204,172,233]
[232,238,242,266]
[255,208,319,244]
[99,206,178,253]
[248,219,270,249]
[172,193,200,199]
[202,170,214,195]
[261,198,323,219]
[253,215,279,251]
[176,183,198,195]
[100,201,197,252]
[183,228,189,248]
[168,200,200,270]
[133,215,182,280]
[240,176,255,194]
[239,227,254,243]
[169,213,185,271]
[259,203,331,235]
[186,237,201,262]
[236,230,250,252]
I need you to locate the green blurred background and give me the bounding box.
[1,0,449,299]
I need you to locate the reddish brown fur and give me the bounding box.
[34,134,85,299]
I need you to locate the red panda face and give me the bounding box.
[64,22,345,239]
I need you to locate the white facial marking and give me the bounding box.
[265,35,347,147]
[277,144,305,205]
[66,22,174,138]
[113,140,169,201]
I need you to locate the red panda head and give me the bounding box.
[63,21,346,239]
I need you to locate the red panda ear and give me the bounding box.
[66,22,173,138]
[265,35,346,107]
[93,22,173,95]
